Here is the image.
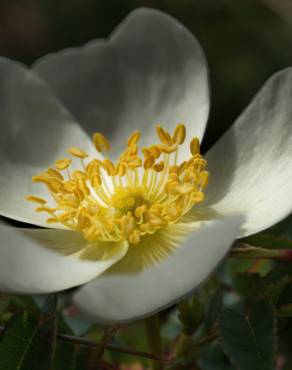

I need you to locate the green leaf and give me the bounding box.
[0,312,39,370]
[218,300,276,370]
[199,342,236,370]
[22,317,57,370]
[178,296,204,335]
[202,290,223,334]
[233,269,292,306]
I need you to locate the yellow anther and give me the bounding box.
[68,147,88,159]
[127,131,141,147]
[153,161,164,172]
[90,173,102,187]
[142,147,151,157]
[93,132,110,153]
[148,145,161,159]
[33,175,63,193]
[190,137,200,156]
[159,144,178,154]
[26,195,47,205]
[173,124,186,145]
[199,171,209,189]
[116,163,126,176]
[55,158,72,170]
[47,168,64,180]
[125,144,138,157]
[47,217,58,224]
[74,187,85,202]
[156,125,173,145]
[103,159,115,176]
[63,180,76,192]
[143,156,155,170]
[36,206,57,213]
[58,211,76,221]
[127,157,142,168]
[58,196,79,208]
[77,178,90,197]
[72,170,87,180]
[32,174,48,183]
[86,160,100,178]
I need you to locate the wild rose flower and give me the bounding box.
[0,8,291,323]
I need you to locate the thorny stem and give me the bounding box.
[0,325,171,363]
[230,243,292,260]
[96,325,119,365]
[145,314,164,370]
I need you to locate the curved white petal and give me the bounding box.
[0,223,128,294]
[205,68,292,237]
[0,57,97,227]
[33,8,209,160]
[73,215,243,324]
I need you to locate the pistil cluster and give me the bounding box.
[27,124,209,245]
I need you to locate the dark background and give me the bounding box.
[1,0,292,151]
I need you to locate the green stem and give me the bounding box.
[174,333,191,358]
[145,314,164,370]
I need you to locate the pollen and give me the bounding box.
[27,124,209,246]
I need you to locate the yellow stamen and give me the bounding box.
[173,123,186,145]
[28,124,209,252]
[127,131,141,147]
[55,158,72,170]
[68,147,88,159]
[190,137,200,156]
[26,195,47,205]
[93,133,110,153]
[156,125,173,145]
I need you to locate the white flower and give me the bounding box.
[0,8,291,324]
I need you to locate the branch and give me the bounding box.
[230,242,292,260]
[0,325,172,363]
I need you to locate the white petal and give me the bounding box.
[0,223,128,294]
[73,215,243,323]
[205,68,292,237]
[0,57,97,227]
[33,8,209,160]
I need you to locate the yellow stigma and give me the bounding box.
[28,124,209,246]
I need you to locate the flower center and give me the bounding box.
[27,124,209,245]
